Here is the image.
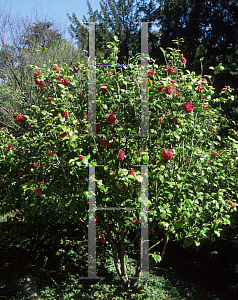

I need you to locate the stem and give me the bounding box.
[149,235,169,270]
[118,216,129,288]
[129,232,141,289]
[97,213,123,280]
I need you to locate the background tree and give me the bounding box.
[67,0,160,66]
[22,21,62,49]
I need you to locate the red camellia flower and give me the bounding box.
[211,152,218,156]
[182,57,186,64]
[197,85,205,93]
[156,118,163,124]
[56,77,62,82]
[183,102,194,113]
[84,114,88,121]
[165,84,175,95]
[163,65,168,69]
[132,219,138,224]
[35,188,43,197]
[201,78,207,86]
[98,234,105,244]
[171,118,180,124]
[128,168,135,176]
[79,155,83,160]
[59,132,69,138]
[101,139,111,147]
[62,112,70,120]
[175,90,182,95]
[96,124,100,131]
[94,218,98,223]
[161,93,167,98]
[53,65,60,73]
[170,79,176,83]
[221,87,227,92]
[106,113,117,123]
[63,77,70,85]
[34,162,40,167]
[148,69,155,76]
[168,66,176,75]
[231,130,235,134]
[34,70,41,78]
[203,103,208,110]
[8,144,13,151]
[117,149,125,160]
[162,149,175,160]
[16,115,24,123]
[157,85,164,92]
[209,127,214,134]
[124,228,128,234]
[73,66,80,73]
[101,83,108,93]
[47,97,54,101]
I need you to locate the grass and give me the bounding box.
[0,211,236,300]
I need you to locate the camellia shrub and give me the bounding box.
[0,36,238,289]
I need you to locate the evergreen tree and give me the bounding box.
[22,21,62,49]
[67,0,160,66]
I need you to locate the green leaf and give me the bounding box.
[168,193,173,200]
[58,202,63,210]
[135,175,143,183]
[159,175,164,183]
[118,169,128,176]
[82,156,89,164]
[96,179,103,186]
[76,161,82,167]
[149,251,161,263]
[117,129,124,135]
[127,175,134,179]
[69,159,75,165]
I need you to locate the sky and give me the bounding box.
[1,0,159,48]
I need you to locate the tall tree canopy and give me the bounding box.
[67,0,159,65]
[22,21,62,49]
